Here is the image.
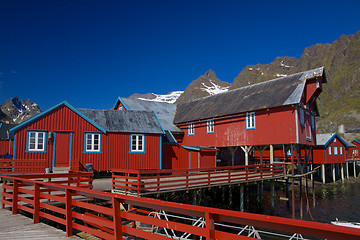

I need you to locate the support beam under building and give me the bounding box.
[322,164,326,184]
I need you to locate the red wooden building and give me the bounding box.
[10,101,165,171]
[350,140,360,159]
[173,67,327,167]
[0,123,16,157]
[313,133,349,164]
[112,97,218,169]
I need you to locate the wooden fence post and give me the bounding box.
[12,179,18,214]
[113,196,123,239]
[65,188,73,237]
[33,183,40,223]
[205,212,215,240]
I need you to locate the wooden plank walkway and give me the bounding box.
[0,208,80,239]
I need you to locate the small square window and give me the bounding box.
[27,131,46,152]
[85,133,101,153]
[207,120,214,133]
[246,112,256,129]
[188,123,195,135]
[130,134,145,152]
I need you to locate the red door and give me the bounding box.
[54,132,71,167]
[190,151,199,169]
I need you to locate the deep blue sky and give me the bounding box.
[1,0,360,110]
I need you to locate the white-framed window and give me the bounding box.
[299,107,305,126]
[328,146,332,155]
[334,138,336,143]
[85,133,101,153]
[27,131,46,152]
[340,146,343,155]
[188,123,195,135]
[207,120,214,133]
[246,112,256,129]
[130,134,145,152]
[334,146,338,155]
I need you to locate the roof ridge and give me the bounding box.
[180,67,324,105]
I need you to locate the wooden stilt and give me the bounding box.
[332,164,336,183]
[300,177,303,219]
[354,161,357,178]
[291,144,295,219]
[270,145,274,164]
[240,184,244,212]
[346,162,349,179]
[341,163,344,182]
[322,164,326,184]
[270,180,275,215]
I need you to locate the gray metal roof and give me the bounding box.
[118,98,182,133]
[78,109,164,134]
[0,123,16,140]
[316,133,335,146]
[174,67,325,124]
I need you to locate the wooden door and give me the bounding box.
[54,132,71,167]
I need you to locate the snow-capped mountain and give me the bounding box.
[175,69,231,104]
[128,70,231,104]
[128,91,183,104]
[0,97,41,124]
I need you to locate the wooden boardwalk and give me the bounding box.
[0,207,80,240]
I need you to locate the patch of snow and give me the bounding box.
[248,67,253,71]
[275,73,288,77]
[261,72,264,75]
[256,68,260,71]
[201,80,230,95]
[280,61,291,68]
[138,91,183,103]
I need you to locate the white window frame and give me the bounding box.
[334,146,338,155]
[85,133,101,153]
[130,134,145,153]
[246,112,256,129]
[207,120,214,133]
[328,146,332,155]
[340,146,343,155]
[27,131,46,152]
[188,123,195,135]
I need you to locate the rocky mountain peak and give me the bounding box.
[0,97,41,124]
[204,69,217,79]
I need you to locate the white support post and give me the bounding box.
[241,146,253,166]
[354,161,357,178]
[270,144,274,164]
[346,162,349,179]
[341,163,344,182]
[322,164,325,184]
[332,164,336,183]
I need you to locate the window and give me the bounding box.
[305,113,311,141]
[207,120,214,133]
[299,107,305,126]
[311,115,316,130]
[340,146,343,155]
[328,146,332,155]
[188,123,195,135]
[334,146,338,155]
[85,133,101,152]
[246,112,256,129]
[130,134,145,152]
[334,138,336,143]
[27,131,46,152]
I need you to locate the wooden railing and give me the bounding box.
[0,159,47,175]
[112,163,285,196]
[2,174,360,240]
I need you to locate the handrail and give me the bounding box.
[0,159,47,175]
[1,174,360,240]
[112,163,286,195]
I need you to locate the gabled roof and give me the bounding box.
[352,139,360,145]
[78,109,164,134]
[316,133,351,148]
[0,123,16,140]
[174,67,326,124]
[114,97,182,133]
[10,101,107,133]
